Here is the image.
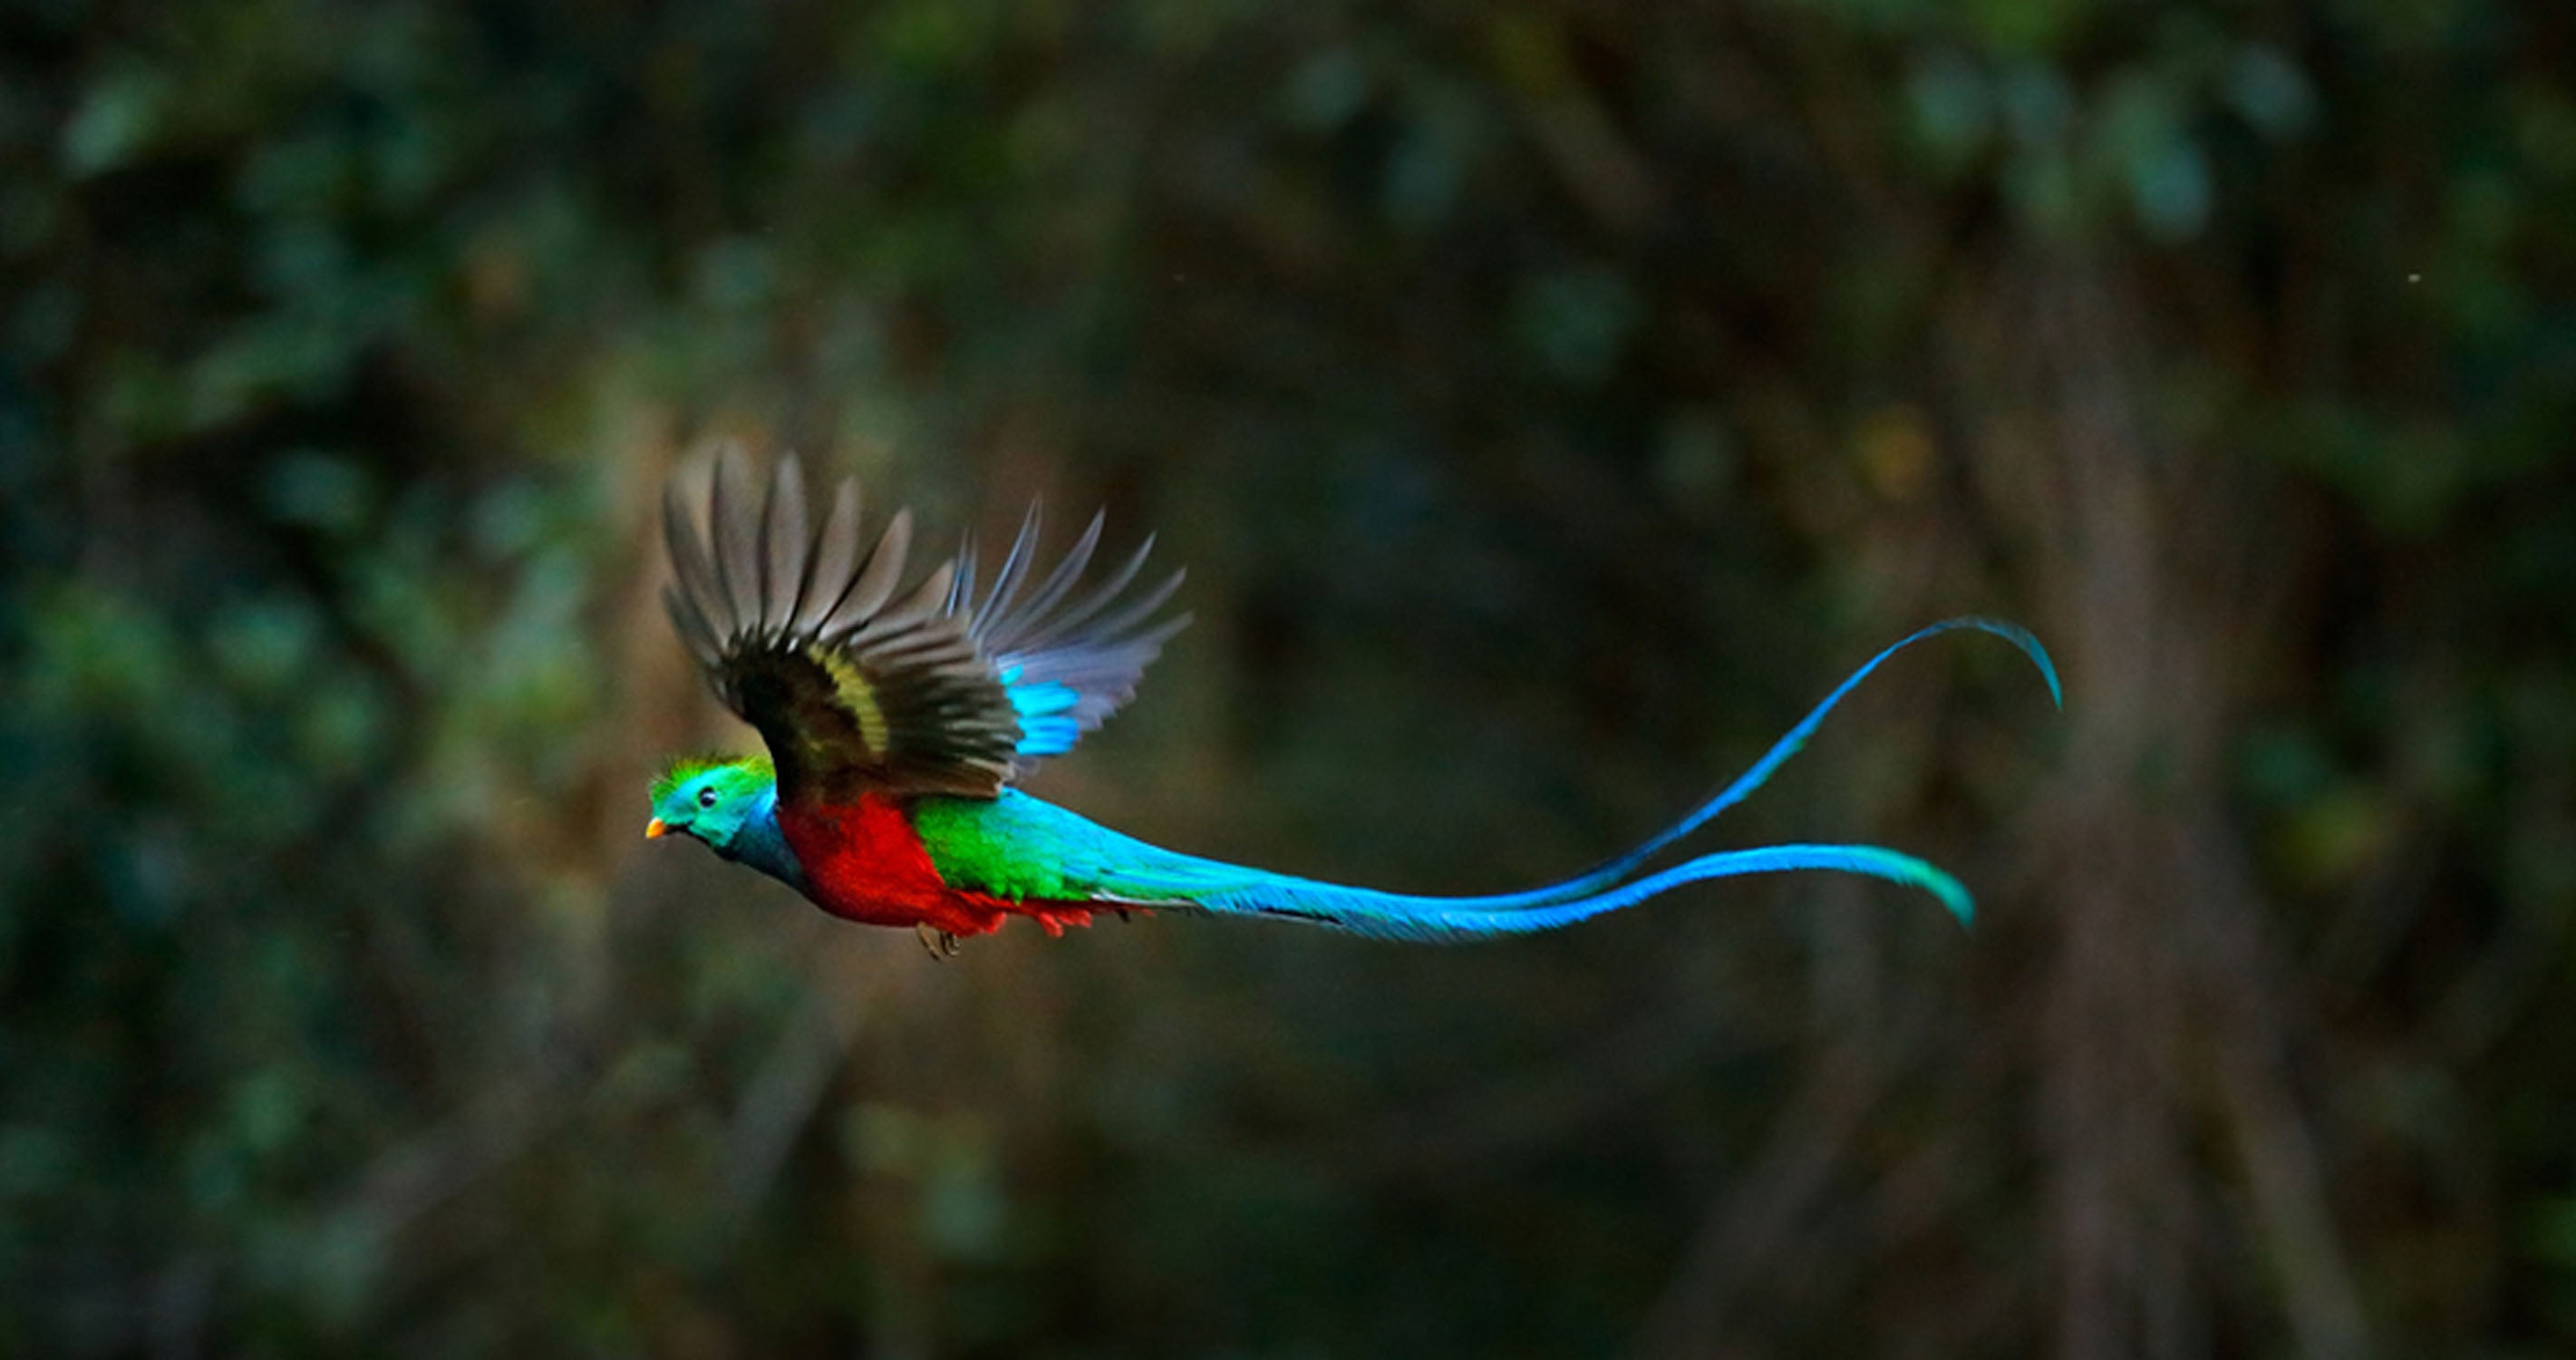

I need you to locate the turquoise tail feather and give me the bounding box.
[1047,615,2055,938]
[1380,614,2057,915]
[1176,843,1973,942]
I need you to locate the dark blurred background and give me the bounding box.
[5,0,2572,1355]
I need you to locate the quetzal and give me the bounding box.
[645,452,2059,955]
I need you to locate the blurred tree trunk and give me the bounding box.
[1970,256,2370,1360]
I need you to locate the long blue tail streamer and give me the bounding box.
[1193,842,1976,942]
[1119,616,2058,936]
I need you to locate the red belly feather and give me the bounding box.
[773,794,1099,938]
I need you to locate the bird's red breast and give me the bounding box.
[774,793,1099,938]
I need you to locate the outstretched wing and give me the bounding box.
[663,451,1193,800]
[663,450,1022,802]
[944,504,1189,764]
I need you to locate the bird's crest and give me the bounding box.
[649,752,775,805]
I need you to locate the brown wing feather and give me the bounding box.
[663,447,1022,802]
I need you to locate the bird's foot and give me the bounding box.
[915,923,961,960]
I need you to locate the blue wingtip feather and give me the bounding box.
[1008,679,1086,754]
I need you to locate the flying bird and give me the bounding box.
[646,452,2059,956]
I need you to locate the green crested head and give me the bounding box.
[646,753,777,853]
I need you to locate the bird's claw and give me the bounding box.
[915,924,961,960]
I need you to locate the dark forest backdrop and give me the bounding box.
[5,0,2574,1355]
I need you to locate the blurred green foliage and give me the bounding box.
[3,0,2573,1355]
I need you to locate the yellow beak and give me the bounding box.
[644,818,669,840]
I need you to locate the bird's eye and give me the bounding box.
[697,787,719,810]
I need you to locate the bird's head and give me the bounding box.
[645,753,777,855]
